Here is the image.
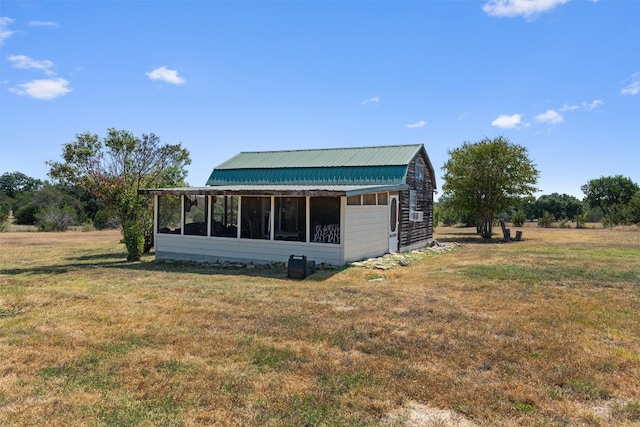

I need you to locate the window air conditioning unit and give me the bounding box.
[409,211,424,222]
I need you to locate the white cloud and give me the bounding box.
[8,55,55,76]
[0,17,15,45]
[10,78,72,100]
[535,109,563,124]
[405,120,426,128]
[560,99,603,111]
[583,99,603,110]
[491,114,527,129]
[621,73,639,95]
[559,103,580,111]
[145,66,186,85]
[29,21,60,28]
[621,82,639,96]
[482,0,569,19]
[361,96,380,105]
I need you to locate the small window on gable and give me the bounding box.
[363,194,376,205]
[377,193,388,205]
[347,195,361,205]
[415,162,425,181]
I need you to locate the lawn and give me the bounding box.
[0,226,639,426]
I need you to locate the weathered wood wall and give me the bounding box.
[399,153,434,249]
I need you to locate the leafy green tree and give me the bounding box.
[441,136,539,238]
[0,172,44,217]
[581,176,639,225]
[47,128,190,255]
[527,193,584,221]
[625,190,640,224]
[0,200,10,231]
[0,172,43,198]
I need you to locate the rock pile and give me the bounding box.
[350,239,458,270]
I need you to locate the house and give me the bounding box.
[140,144,436,266]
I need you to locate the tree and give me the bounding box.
[0,172,44,217]
[581,175,639,225]
[441,136,539,238]
[625,190,640,224]
[48,128,191,257]
[527,193,584,221]
[0,172,43,198]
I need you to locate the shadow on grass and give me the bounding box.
[1,252,345,281]
[435,227,525,245]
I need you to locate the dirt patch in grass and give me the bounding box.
[1,227,639,426]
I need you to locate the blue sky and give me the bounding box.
[1,0,638,200]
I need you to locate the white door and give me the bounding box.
[389,195,399,252]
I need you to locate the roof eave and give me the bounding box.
[139,184,408,197]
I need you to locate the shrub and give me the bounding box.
[537,211,554,228]
[575,213,588,229]
[439,208,459,226]
[81,221,96,232]
[512,211,526,227]
[37,206,76,231]
[123,220,144,261]
[15,204,38,225]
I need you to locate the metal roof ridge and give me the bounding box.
[234,143,423,155]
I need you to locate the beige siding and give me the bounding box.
[343,205,389,262]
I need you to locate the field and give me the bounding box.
[1,226,639,426]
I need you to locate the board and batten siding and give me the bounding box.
[343,205,389,262]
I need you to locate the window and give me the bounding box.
[184,195,208,236]
[377,192,388,205]
[275,197,306,242]
[157,195,181,234]
[347,195,361,205]
[310,197,340,244]
[241,196,270,239]
[363,194,377,205]
[211,196,238,237]
[409,190,423,222]
[415,162,425,181]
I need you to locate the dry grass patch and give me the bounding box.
[1,227,639,426]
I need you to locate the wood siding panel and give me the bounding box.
[399,154,434,249]
[343,206,389,262]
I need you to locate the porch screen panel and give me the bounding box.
[241,196,270,239]
[184,195,208,236]
[211,196,238,237]
[157,195,181,234]
[310,197,340,244]
[275,197,306,242]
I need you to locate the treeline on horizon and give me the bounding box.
[1,171,639,232]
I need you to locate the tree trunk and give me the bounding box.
[479,214,493,239]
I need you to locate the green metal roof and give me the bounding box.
[213,144,423,169]
[207,144,433,187]
[207,166,409,186]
